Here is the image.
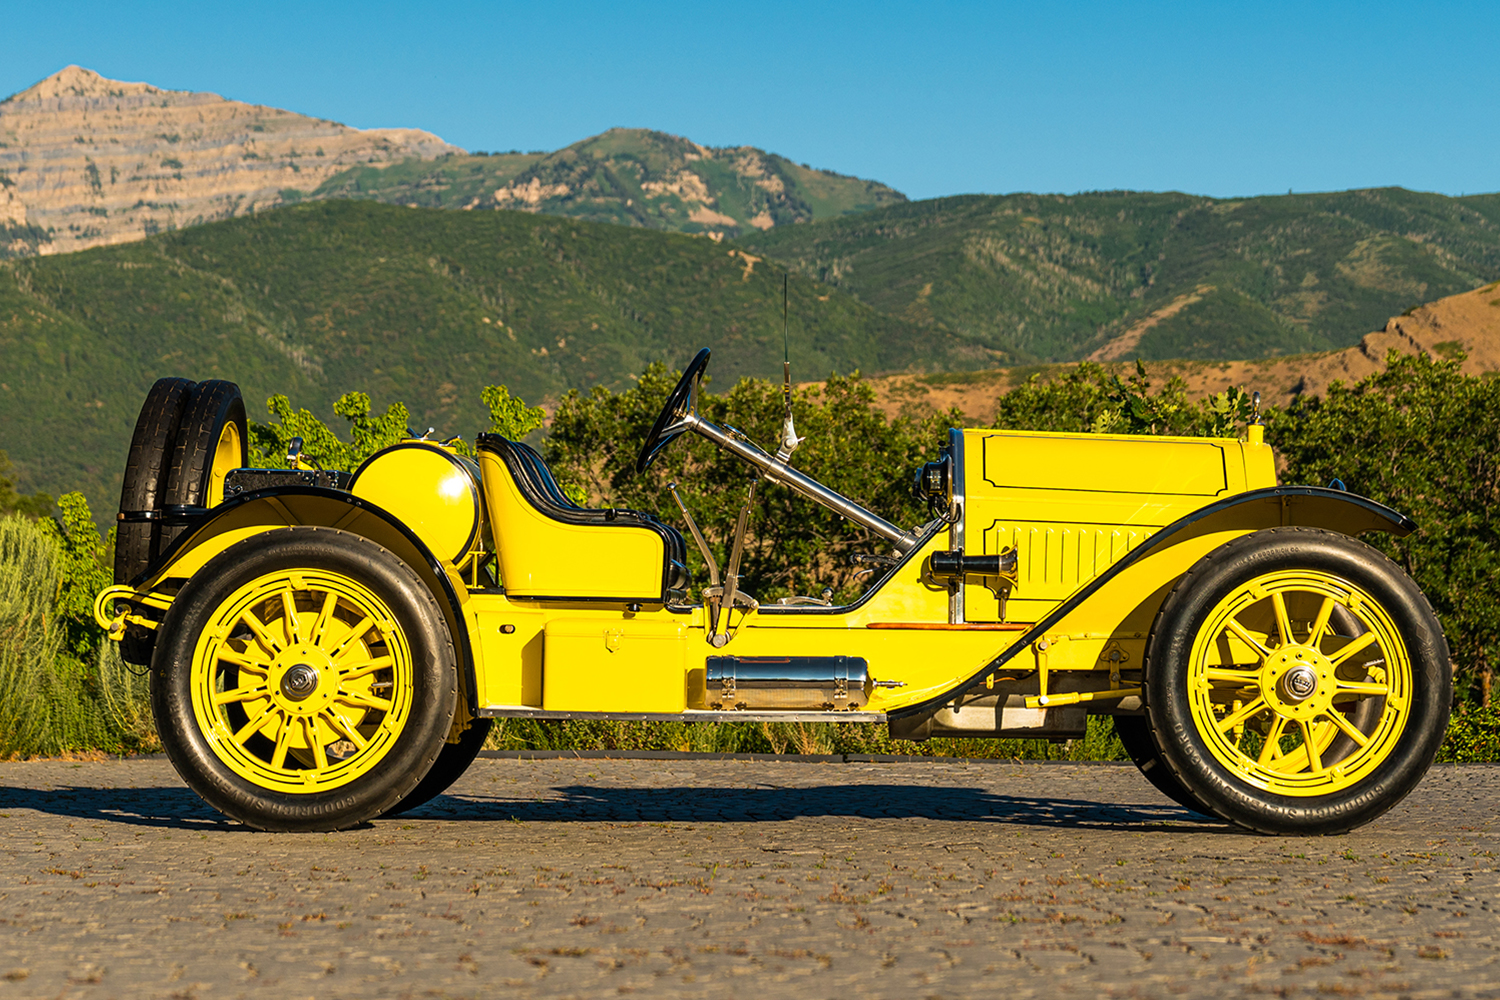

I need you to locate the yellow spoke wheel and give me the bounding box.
[152,527,457,831]
[1145,527,1450,835]
[191,570,414,793]
[1186,570,1408,796]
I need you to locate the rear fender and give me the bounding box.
[131,487,480,714]
[891,486,1414,723]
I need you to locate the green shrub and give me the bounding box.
[0,512,155,757]
[1437,705,1500,763]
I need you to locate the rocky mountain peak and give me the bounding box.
[3,65,160,105]
[0,67,462,256]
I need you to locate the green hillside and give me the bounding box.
[0,200,974,517]
[310,128,907,238]
[736,188,1500,363]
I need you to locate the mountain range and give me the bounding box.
[313,129,906,239]
[850,279,1500,424]
[0,66,459,256]
[0,199,984,516]
[0,68,901,258]
[738,189,1500,364]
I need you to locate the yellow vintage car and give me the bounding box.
[96,349,1451,834]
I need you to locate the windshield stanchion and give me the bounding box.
[710,478,760,648]
[679,409,920,554]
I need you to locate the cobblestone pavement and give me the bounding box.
[0,756,1496,999]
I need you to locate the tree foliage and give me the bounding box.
[993,360,1256,436]
[0,451,54,519]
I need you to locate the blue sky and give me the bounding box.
[5,1,1496,201]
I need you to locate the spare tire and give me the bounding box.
[115,377,196,586]
[159,379,247,553]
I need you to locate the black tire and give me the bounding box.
[1144,527,1451,836]
[151,527,458,832]
[383,718,493,817]
[115,377,196,586]
[160,379,247,552]
[1112,715,1214,815]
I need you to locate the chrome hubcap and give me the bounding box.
[1278,663,1318,703]
[280,664,319,701]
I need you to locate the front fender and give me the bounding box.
[123,487,480,714]
[890,486,1415,722]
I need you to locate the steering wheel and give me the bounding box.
[636,348,712,474]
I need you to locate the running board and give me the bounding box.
[477,707,888,723]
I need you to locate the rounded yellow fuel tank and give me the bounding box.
[351,442,482,563]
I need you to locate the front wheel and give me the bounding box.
[1145,527,1450,835]
[151,527,458,831]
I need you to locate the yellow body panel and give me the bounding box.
[476,449,667,600]
[352,444,481,564]
[542,618,689,712]
[964,429,1276,621]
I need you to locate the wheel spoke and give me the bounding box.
[323,711,369,751]
[306,719,329,771]
[338,656,395,681]
[1224,618,1273,659]
[1216,696,1267,734]
[270,716,293,769]
[1257,715,1288,765]
[329,615,375,658]
[1328,631,1378,667]
[279,587,303,645]
[232,703,275,744]
[215,648,272,673]
[1205,667,1259,686]
[310,590,338,646]
[336,691,393,713]
[1309,596,1336,647]
[1324,708,1371,748]
[1271,591,1293,647]
[1300,720,1323,773]
[213,684,269,706]
[240,609,283,655]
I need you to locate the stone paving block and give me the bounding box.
[0,759,1496,997]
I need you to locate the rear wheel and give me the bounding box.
[1145,527,1450,835]
[115,377,196,586]
[383,718,492,817]
[116,378,196,665]
[161,379,247,552]
[151,527,458,831]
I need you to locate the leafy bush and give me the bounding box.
[0,512,155,757]
[1437,705,1500,762]
[0,450,54,519]
[993,359,1256,437]
[248,384,545,472]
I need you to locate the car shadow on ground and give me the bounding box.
[409,782,1230,830]
[0,783,1229,832]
